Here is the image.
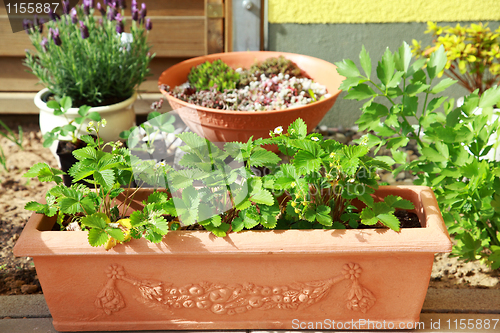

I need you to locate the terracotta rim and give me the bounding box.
[14,186,452,257]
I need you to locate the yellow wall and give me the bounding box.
[268,0,500,24]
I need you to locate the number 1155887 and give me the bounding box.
[6,2,59,14]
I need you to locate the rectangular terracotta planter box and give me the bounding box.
[14,185,451,331]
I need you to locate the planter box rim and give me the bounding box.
[14,185,452,257]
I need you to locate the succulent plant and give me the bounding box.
[187,59,240,92]
[238,55,307,87]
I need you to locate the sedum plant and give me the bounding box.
[412,22,500,95]
[188,59,240,92]
[24,0,153,107]
[336,42,500,268]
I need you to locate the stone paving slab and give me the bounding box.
[0,294,50,318]
[2,315,500,333]
[1,290,500,332]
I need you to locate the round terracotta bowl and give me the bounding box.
[158,51,343,144]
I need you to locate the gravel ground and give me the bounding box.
[0,119,498,296]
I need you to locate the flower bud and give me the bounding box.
[23,19,32,34]
[107,6,117,20]
[38,19,44,33]
[96,2,106,16]
[83,0,90,15]
[50,28,62,46]
[40,37,48,52]
[80,21,89,39]
[145,18,152,31]
[70,8,78,24]
[48,9,60,21]
[139,2,147,22]
[62,0,70,14]
[131,8,139,21]
[115,13,124,34]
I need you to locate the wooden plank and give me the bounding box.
[0,16,206,57]
[206,0,224,54]
[0,57,189,93]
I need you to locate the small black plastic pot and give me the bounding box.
[56,139,86,187]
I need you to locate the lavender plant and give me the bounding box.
[24,0,154,107]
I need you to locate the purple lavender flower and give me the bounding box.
[115,13,124,34]
[70,8,78,24]
[48,9,61,21]
[62,0,70,14]
[131,0,137,10]
[83,0,90,15]
[107,6,117,21]
[38,19,44,33]
[145,18,152,31]
[96,2,106,16]
[80,21,89,39]
[131,8,139,21]
[117,0,125,9]
[40,37,48,52]
[22,19,32,34]
[139,3,147,23]
[50,28,62,46]
[102,0,108,5]
[32,15,42,33]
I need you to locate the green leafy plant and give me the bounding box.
[164,132,281,236]
[188,59,240,92]
[336,41,500,268]
[23,115,420,249]
[24,121,172,249]
[41,96,101,148]
[0,119,23,171]
[264,119,414,231]
[24,1,154,107]
[412,22,500,95]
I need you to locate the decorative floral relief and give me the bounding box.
[95,262,375,316]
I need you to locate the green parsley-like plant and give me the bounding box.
[264,119,414,231]
[336,41,500,268]
[24,1,154,107]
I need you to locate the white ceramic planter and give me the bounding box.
[36,88,137,158]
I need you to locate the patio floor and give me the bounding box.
[1,289,499,332]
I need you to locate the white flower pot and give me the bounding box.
[36,88,137,158]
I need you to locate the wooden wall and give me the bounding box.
[0,0,229,114]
